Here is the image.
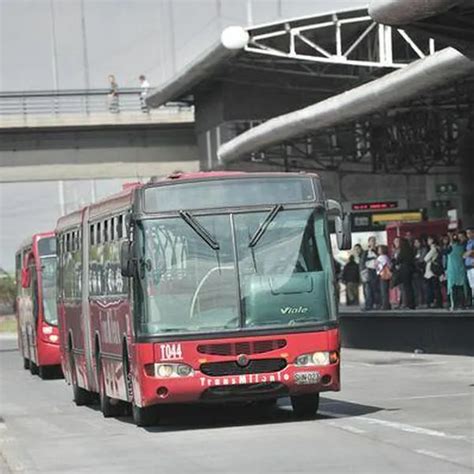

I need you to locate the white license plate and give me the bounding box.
[294,371,320,385]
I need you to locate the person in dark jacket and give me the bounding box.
[393,238,416,309]
[413,237,428,307]
[360,236,379,310]
[342,255,360,305]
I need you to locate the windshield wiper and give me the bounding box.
[248,204,283,248]
[179,210,220,250]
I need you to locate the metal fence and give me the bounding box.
[0,88,193,117]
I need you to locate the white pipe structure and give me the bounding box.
[368,0,463,25]
[218,47,474,163]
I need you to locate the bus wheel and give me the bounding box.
[132,404,159,427]
[29,361,39,376]
[38,366,52,380]
[98,357,123,418]
[291,393,320,418]
[23,358,30,370]
[69,352,92,406]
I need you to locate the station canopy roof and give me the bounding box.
[369,0,474,58]
[147,7,448,109]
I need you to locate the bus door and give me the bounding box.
[81,207,96,391]
[24,251,38,363]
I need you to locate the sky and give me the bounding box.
[0,0,366,91]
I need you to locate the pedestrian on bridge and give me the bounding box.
[139,75,150,113]
[107,74,119,113]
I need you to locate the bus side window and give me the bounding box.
[104,220,108,243]
[117,215,123,239]
[15,252,22,294]
[28,257,39,322]
[111,217,115,241]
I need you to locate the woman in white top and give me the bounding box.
[424,236,442,308]
[376,245,392,310]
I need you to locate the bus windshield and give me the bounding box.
[41,256,58,325]
[137,207,334,336]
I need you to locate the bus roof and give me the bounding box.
[56,171,320,231]
[17,231,55,254]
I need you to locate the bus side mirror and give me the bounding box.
[326,199,352,250]
[335,214,352,251]
[21,268,31,288]
[120,241,134,278]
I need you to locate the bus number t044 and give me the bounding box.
[159,343,183,361]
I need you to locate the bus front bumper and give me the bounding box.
[139,363,340,407]
[37,338,61,367]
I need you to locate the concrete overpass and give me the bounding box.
[0,88,198,182]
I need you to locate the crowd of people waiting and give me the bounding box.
[339,228,474,311]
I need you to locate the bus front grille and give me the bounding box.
[197,339,286,356]
[200,358,287,376]
[201,382,288,401]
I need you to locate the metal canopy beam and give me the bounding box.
[218,47,474,163]
[246,13,437,69]
[145,8,441,109]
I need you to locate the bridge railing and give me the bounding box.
[0,88,193,117]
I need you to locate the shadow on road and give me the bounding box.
[0,348,17,353]
[93,397,387,433]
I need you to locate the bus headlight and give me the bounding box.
[150,363,194,378]
[295,351,338,367]
[312,352,330,366]
[157,364,174,377]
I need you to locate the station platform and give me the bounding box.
[339,308,474,356]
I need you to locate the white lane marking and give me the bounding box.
[415,449,450,461]
[345,361,447,368]
[388,392,472,401]
[320,411,468,441]
[360,418,468,441]
[327,422,366,435]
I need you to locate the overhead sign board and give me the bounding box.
[351,201,398,211]
[351,209,425,232]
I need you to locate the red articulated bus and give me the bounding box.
[15,232,61,378]
[56,172,351,426]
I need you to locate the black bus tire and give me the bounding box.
[29,361,39,376]
[23,357,30,370]
[38,365,47,379]
[291,393,320,418]
[132,404,159,427]
[98,356,123,418]
[69,352,92,406]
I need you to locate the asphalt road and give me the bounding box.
[0,335,472,473]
